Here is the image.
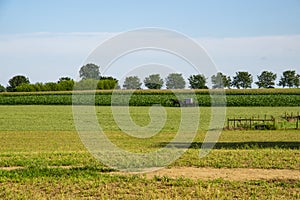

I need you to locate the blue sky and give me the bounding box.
[1,0,300,36]
[0,0,300,87]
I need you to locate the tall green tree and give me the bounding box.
[165,73,186,89]
[255,71,277,88]
[188,74,208,89]
[144,74,164,89]
[211,72,231,89]
[79,63,101,80]
[123,76,142,89]
[278,70,298,88]
[231,71,253,89]
[7,75,30,92]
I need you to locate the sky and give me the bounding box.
[0,0,300,87]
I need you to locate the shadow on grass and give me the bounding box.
[158,142,300,149]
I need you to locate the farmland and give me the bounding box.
[0,89,300,106]
[0,105,299,199]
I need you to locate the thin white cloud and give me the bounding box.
[198,35,300,76]
[0,32,299,86]
[0,32,116,85]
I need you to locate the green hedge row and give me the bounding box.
[0,90,299,106]
[1,88,300,95]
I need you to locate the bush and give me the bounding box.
[33,82,46,91]
[57,80,74,91]
[15,83,36,92]
[44,82,59,91]
[74,79,98,90]
[0,84,6,92]
[97,79,118,90]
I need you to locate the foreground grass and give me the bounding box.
[0,106,299,199]
[0,169,299,199]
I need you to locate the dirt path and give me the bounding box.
[1,166,299,181]
[114,167,300,181]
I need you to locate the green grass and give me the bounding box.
[0,105,299,131]
[0,105,299,199]
[0,130,299,169]
[0,171,299,199]
[0,106,299,169]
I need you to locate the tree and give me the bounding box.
[58,77,72,83]
[0,84,6,92]
[211,72,231,89]
[278,70,297,88]
[165,73,186,89]
[231,71,253,89]
[123,76,142,89]
[188,74,208,89]
[7,75,30,92]
[79,63,101,80]
[144,74,164,89]
[255,71,277,88]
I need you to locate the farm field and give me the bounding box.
[0,105,299,199]
[0,89,300,107]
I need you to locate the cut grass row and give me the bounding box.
[0,127,299,169]
[0,148,298,170]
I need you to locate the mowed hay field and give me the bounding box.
[0,105,299,199]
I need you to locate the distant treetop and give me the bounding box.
[79,63,101,80]
[166,73,186,89]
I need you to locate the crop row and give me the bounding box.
[0,93,299,106]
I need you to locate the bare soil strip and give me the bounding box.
[145,167,300,181]
[0,166,24,171]
[114,167,300,181]
[1,166,299,181]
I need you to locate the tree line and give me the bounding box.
[0,63,299,92]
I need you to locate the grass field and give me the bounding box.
[0,105,299,199]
